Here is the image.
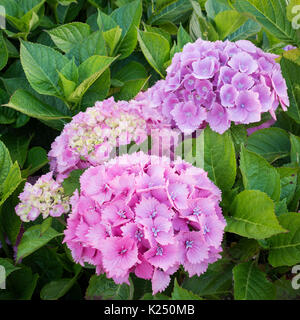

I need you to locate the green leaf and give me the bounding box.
[247,128,291,163]
[226,190,287,239]
[214,10,247,40]
[0,140,12,186]
[20,41,69,97]
[240,145,281,201]
[290,133,300,164]
[280,51,300,124]
[103,26,122,56]
[110,0,142,59]
[148,0,192,25]
[47,22,91,52]
[233,261,276,300]
[189,0,219,41]
[0,258,20,279]
[277,167,298,205]
[58,71,77,99]
[86,274,133,300]
[137,30,170,78]
[68,55,116,103]
[268,212,300,267]
[0,162,23,207]
[17,225,62,261]
[227,19,261,41]
[24,146,48,176]
[0,32,8,71]
[228,238,260,262]
[62,169,84,196]
[0,183,24,245]
[205,0,231,19]
[4,90,71,121]
[66,30,107,64]
[81,69,110,109]
[1,133,33,168]
[5,266,39,300]
[177,24,192,51]
[115,77,149,101]
[40,266,81,300]
[233,0,298,44]
[182,260,233,298]
[204,127,236,191]
[113,61,147,83]
[171,279,202,300]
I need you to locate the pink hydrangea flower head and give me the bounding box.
[15,172,70,222]
[63,152,225,294]
[48,97,149,181]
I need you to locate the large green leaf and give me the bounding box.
[268,212,300,267]
[182,260,233,299]
[47,22,91,52]
[226,190,286,239]
[20,40,69,97]
[247,128,291,163]
[86,274,133,300]
[280,50,300,124]
[227,19,261,41]
[17,225,62,261]
[0,140,12,186]
[110,0,142,59]
[290,133,300,164]
[0,162,23,207]
[1,133,33,168]
[0,258,20,279]
[240,145,281,201]
[68,55,115,103]
[204,127,236,191]
[148,0,192,25]
[233,261,276,300]
[66,30,107,64]
[40,266,81,300]
[233,0,298,44]
[0,31,8,71]
[171,279,202,300]
[137,30,170,78]
[24,146,48,176]
[4,90,71,122]
[214,10,247,40]
[277,167,298,205]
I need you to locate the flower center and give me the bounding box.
[188,79,194,86]
[237,83,244,89]
[193,207,202,216]
[119,248,127,255]
[156,246,163,256]
[117,209,126,219]
[240,103,245,108]
[135,230,143,242]
[152,227,160,237]
[185,240,193,249]
[203,225,210,235]
[150,209,157,218]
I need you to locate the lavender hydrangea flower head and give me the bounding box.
[63,152,225,294]
[136,39,289,134]
[15,172,70,222]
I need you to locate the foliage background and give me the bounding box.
[0,0,300,300]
